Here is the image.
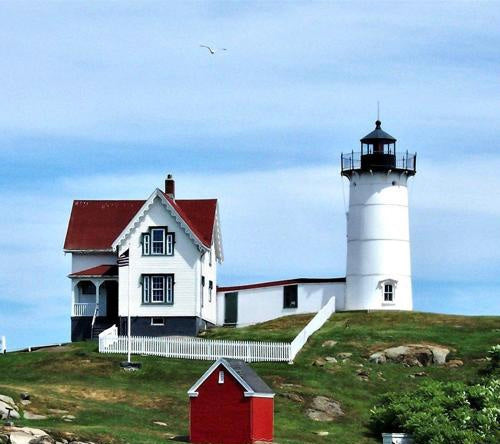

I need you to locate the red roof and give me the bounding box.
[64,195,217,250]
[217,277,346,293]
[69,264,118,277]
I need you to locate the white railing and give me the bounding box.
[73,303,97,317]
[289,296,336,362]
[98,297,336,363]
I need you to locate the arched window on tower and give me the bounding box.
[378,279,397,305]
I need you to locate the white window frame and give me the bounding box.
[209,280,213,303]
[201,276,205,308]
[379,279,397,305]
[151,317,164,326]
[218,370,224,384]
[166,275,173,304]
[151,228,165,255]
[152,276,165,303]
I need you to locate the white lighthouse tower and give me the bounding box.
[341,121,417,311]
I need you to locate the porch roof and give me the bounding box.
[69,264,118,278]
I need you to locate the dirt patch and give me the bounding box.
[33,345,74,353]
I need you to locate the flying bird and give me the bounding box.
[200,44,227,55]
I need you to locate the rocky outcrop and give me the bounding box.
[369,344,452,367]
[0,396,20,420]
[0,427,95,444]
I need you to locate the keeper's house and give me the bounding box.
[64,175,223,341]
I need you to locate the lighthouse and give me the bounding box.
[341,121,417,311]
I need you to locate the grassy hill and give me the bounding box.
[0,312,499,443]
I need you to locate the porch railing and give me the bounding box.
[72,303,97,317]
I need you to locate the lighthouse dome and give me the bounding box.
[361,120,396,144]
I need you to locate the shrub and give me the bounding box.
[369,379,500,444]
[486,345,500,374]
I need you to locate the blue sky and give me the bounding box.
[1,1,499,350]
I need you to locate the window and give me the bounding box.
[209,280,213,303]
[209,250,212,267]
[218,370,224,384]
[151,228,165,255]
[142,228,175,256]
[151,317,164,326]
[142,275,174,304]
[283,285,298,308]
[384,283,394,302]
[152,276,165,302]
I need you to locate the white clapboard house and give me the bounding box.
[64,175,223,340]
[64,121,417,340]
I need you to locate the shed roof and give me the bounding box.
[188,358,274,398]
[69,264,118,278]
[217,277,345,293]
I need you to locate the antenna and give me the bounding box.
[377,101,380,121]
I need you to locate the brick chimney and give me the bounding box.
[165,174,175,199]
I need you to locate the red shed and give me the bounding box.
[188,358,275,444]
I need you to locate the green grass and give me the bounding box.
[0,312,499,443]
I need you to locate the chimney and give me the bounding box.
[165,174,175,199]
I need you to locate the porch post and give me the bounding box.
[92,280,103,315]
[71,280,79,317]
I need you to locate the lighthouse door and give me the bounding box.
[224,292,238,326]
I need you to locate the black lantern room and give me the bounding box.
[341,120,416,177]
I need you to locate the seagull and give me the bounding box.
[200,44,227,55]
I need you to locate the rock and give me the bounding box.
[281,392,304,403]
[426,346,450,365]
[383,345,433,367]
[314,431,329,436]
[306,396,344,421]
[0,395,16,406]
[20,400,32,406]
[324,356,337,364]
[7,427,52,444]
[409,371,427,378]
[24,411,48,420]
[0,399,20,419]
[312,358,327,367]
[153,421,168,427]
[29,437,55,444]
[19,393,30,401]
[61,415,75,420]
[369,352,387,364]
[337,352,352,359]
[445,359,464,368]
[321,340,337,348]
[0,434,9,444]
[47,409,69,415]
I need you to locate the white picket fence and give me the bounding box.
[99,296,336,363]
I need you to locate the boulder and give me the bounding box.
[306,396,344,422]
[445,359,464,368]
[426,346,450,365]
[337,352,352,359]
[7,427,52,444]
[312,358,327,367]
[314,431,329,436]
[0,395,16,406]
[369,352,387,364]
[324,356,338,364]
[24,411,48,420]
[0,399,20,420]
[321,340,337,348]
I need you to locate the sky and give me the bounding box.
[1,1,499,350]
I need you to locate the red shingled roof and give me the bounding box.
[69,264,118,277]
[64,195,217,250]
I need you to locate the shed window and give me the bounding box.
[384,284,394,302]
[218,370,224,384]
[283,285,298,308]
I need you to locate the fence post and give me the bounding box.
[1,336,6,354]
